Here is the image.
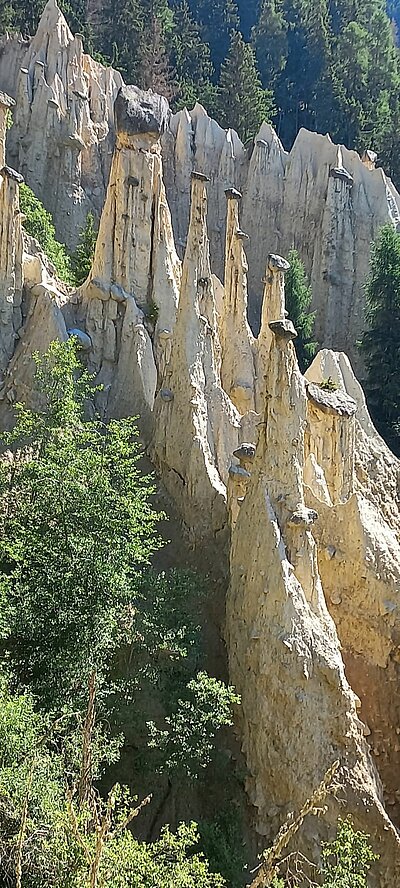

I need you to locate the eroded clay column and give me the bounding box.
[0,91,14,169]
[220,187,256,415]
[151,170,240,542]
[304,382,357,504]
[84,85,180,384]
[224,254,396,866]
[255,252,292,415]
[88,85,170,307]
[0,163,24,380]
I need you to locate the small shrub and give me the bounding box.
[146,299,159,326]
[148,671,240,780]
[321,816,378,887]
[318,376,339,392]
[72,211,98,286]
[19,183,74,285]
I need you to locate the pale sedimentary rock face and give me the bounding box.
[0,8,399,882]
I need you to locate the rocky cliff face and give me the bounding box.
[225,259,400,881]
[0,0,122,248]
[0,8,400,883]
[163,111,400,370]
[1,0,400,364]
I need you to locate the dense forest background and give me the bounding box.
[1,0,400,180]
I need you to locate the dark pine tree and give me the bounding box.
[216,30,274,142]
[324,0,400,155]
[186,0,240,73]
[252,0,288,90]
[361,224,400,455]
[387,0,400,36]
[58,0,97,55]
[139,9,176,99]
[285,248,317,372]
[276,0,331,146]
[101,0,143,82]
[0,0,14,33]
[236,0,259,39]
[10,0,45,35]
[169,1,215,110]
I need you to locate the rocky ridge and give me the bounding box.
[0,70,399,882]
[1,0,400,366]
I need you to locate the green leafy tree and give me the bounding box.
[72,211,98,286]
[98,821,225,888]
[321,817,378,887]
[216,30,274,141]
[148,671,240,779]
[0,678,225,887]
[19,183,74,284]
[199,809,248,888]
[285,249,317,372]
[0,339,240,838]
[0,339,163,708]
[360,224,400,454]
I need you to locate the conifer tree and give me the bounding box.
[324,2,399,153]
[276,0,331,144]
[216,31,274,142]
[0,0,14,33]
[285,249,317,372]
[139,11,176,98]
[361,224,400,454]
[325,21,370,148]
[101,0,143,82]
[169,1,215,111]
[236,0,259,39]
[252,0,287,90]
[388,0,400,34]
[10,0,45,35]
[59,0,97,55]
[187,0,240,72]
[71,211,97,286]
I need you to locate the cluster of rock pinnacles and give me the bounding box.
[0,4,399,882]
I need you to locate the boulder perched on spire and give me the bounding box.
[115,85,170,138]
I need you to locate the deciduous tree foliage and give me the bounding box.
[0,340,163,706]
[0,339,241,885]
[19,184,74,284]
